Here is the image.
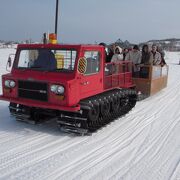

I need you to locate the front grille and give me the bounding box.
[18,80,48,102]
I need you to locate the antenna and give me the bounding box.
[55,0,59,36]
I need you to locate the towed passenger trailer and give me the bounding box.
[133,65,168,98]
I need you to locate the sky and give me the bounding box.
[0,0,180,44]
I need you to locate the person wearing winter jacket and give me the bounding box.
[141,44,151,65]
[149,44,162,65]
[123,48,129,61]
[140,44,151,78]
[111,46,123,63]
[157,46,166,66]
[125,45,141,77]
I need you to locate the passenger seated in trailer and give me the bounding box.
[139,44,166,79]
[125,45,141,77]
[107,44,115,63]
[141,44,151,65]
[111,46,123,63]
[123,48,129,61]
[157,46,166,66]
[149,44,161,65]
[33,49,57,70]
[139,44,151,78]
[99,42,114,63]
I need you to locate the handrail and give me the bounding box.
[104,61,134,90]
[105,61,168,79]
[136,64,168,80]
[105,61,133,76]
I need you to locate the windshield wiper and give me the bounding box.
[30,66,42,69]
[55,69,73,73]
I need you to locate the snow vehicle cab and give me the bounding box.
[0,44,137,134]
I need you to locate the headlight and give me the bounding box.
[57,86,65,94]
[50,85,58,93]
[50,85,65,95]
[5,80,10,88]
[9,81,16,88]
[4,80,16,88]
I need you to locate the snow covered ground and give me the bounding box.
[0,49,179,180]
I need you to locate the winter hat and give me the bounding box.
[133,45,139,50]
[115,46,122,54]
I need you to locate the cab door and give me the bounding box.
[79,49,103,98]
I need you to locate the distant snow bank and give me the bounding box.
[0,44,17,49]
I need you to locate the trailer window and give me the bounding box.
[84,51,100,75]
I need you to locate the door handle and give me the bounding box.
[80,81,89,85]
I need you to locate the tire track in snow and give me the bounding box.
[169,160,180,180]
[53,88,180,179]
[0,112,155,179]
[0,99,172,180]
[40,111,168,180]
[0,134,67,164]
[0,105,142,179]
[0,136,89,178]
[117,118,180,180]
[89,118,179,179]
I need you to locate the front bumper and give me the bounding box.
[0,95,80,112]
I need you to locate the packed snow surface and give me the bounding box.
[0,48,180,180]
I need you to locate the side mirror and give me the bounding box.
[6,54,15,72]
[77,57,87,74]
[8,57,12,67]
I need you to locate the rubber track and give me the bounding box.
[57,89,137,135]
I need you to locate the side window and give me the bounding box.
[84,51,100,75]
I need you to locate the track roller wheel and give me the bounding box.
[111,96,120,112]
[87,101,101,131]
[100,98,111,123]
[9,102,17,114]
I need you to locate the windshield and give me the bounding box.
[16,49,77,71]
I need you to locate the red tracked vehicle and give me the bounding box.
[0,43,137,134]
